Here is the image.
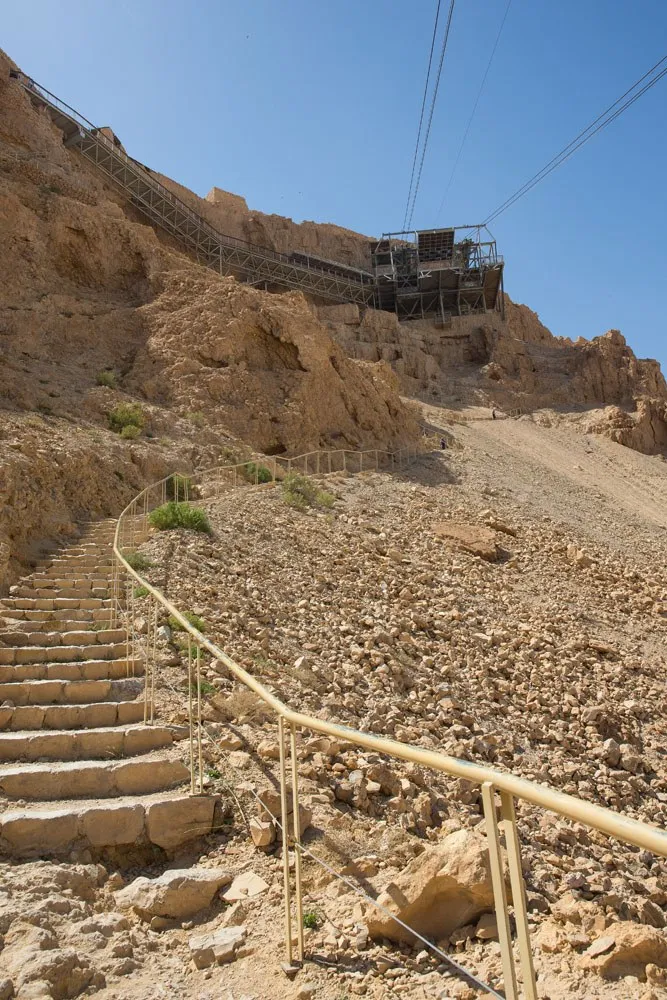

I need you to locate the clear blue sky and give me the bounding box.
[4,1,666,369]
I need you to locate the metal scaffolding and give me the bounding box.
[13,74,505,324]
[369,226,504,322]
[16,75,377,308]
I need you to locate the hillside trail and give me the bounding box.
[421,403,667,566]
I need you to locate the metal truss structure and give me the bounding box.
[13,75,505,324]
[370,227,505,322]
[16,76,376,307]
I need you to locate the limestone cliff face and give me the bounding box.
[318,300,667,453]
[154,177,373,271]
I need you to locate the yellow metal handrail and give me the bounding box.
[113,447,667,1000]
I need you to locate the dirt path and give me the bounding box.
[422,404,667,566]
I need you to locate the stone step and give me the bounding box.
[10,586,111,599]
[0,641,128,665]
[0,754,189,800]
[0,615,114,633]
[34,569,114,581]
[0,627,126,648]
[0,597,112,611]
[0,658,141,683]
[0,699,145,731]
[1,607,113,625]
[0,791,218,856]
[14,580,112,594]
[0,724,177,762]
[0,676,142,706]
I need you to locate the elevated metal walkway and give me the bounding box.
[16,76,377,307]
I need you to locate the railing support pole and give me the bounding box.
[150,597,156,720]
[188,639,195,795]
[278,716,294,965]
[196,646,203,793]
[142,595,150,723]
[289,722,305,961]
[482,783,518,1000]
[500,791,538,1000]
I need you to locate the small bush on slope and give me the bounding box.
[149,501,211,534]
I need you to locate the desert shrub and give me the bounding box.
[186,411,206,428]
[96,369,117,388]
[192,678,216,697]
[120,424,141,440]
[109,402,144,434]
[133,585,149,598]
[316,489,335,508]
[242,462,273,484]
[303,910,320,929]
[282,473,335,511]
[123,551,152,572]
[148,501,211,534]
[168,611,206,633]
[166,474,194,500]
[211,688,269,723]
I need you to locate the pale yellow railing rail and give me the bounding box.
[112,447,667,1000]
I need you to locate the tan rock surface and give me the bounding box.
[114,867,232,919]
[365,829,495,943]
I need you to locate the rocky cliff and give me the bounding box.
[0,49,417,586]
[318,301,667,455]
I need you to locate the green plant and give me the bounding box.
[302,910,319,930]
[148,502,211,534]
[133,585,149,598]
[123,551,152,572]
[242,462,273,484]
[96,369,117,388]
[120,424,141,440]
[186,411,206,428]
[282,473,334,511]
[316,489,335,508]
[109,402,144,434]
[166,474,193,500]
[192,679,216,697]
[168,611,206,633]
[206,766,221,779]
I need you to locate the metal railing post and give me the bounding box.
[278,716,294,964]
[150,597,156,720]
[482,783,518,1000]
[500,791,538,1000]
[142,595,150,723]
[188,639,195,795]
[196,646,204,793]
[289,722,305,961]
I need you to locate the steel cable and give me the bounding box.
[435,0,512,223]
[484,53,667,225]
[402,0,443,231]
[406,0,457,231]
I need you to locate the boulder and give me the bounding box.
[114,867,232,920]
[188,925,246,968]
[365,829,495,943]
[581,923,667,981]
[432,522,499,562]
[222,871,269,902]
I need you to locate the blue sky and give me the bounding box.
[4,1,666,369]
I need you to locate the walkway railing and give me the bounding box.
[112,447,667,1000]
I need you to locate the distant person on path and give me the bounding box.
[491,408,497,420]
[440,438,447,450]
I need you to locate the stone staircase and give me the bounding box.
[0,520,218,858]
